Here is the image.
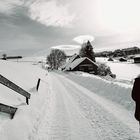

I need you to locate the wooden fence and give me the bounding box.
[0,74,31,105]
[0,74,31,119]
[0,103,17,119]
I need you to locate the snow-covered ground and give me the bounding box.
[0,57,140,139]
[96,57,140,81]
[31,72,140,139]
[0,59,49,140]
[63,71,134,111]
[108,62,140,81]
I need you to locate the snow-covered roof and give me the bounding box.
[61,54,80,69]
[68,54,80,62]
[65,57,98,70]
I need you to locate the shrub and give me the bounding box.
[110,73,116,78]
[97,63,116,78]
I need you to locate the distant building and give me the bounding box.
[134,55,140,63]
[64,57,98,74]
[6,56,22,59]
[119,57,127,62]
[1,56,22,60]
[108,57,114,61]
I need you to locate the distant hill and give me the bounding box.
[95,46,140,57]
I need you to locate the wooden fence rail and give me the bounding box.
[0,74,31,104]
[0,103,17,119]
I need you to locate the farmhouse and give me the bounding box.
[134,55,140,63]
[61,54,80,70]
[64,57,98,74]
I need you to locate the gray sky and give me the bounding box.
[0,0,140,56]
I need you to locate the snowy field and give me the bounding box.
[0,59,49,140]
[96,57,140,81]
[0,57,140,139]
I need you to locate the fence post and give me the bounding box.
[26,97,29,105]
[36,78,41,91]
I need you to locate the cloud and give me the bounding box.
[51,45,81,55]
[0,0,23,14]
[28,0,75,27]
[0,0,75,27]
[73,35,95,44]
[51,45,80,50]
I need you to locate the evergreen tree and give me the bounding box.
[79,41,96,62]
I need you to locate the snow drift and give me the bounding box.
[0,59,49,140]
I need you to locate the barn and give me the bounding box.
[134,55,140,63]
[64,57,98,74]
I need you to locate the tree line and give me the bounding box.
[95,46,140,58]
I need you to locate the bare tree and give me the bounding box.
[47,49,66,70]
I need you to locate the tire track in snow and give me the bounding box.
[54,73,140,139]
[32,72,140,140]
[48,74,99,140]
[33,73,100,140]
[30,75,71,140]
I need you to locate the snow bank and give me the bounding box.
[0,60,50,140]
[0,81,50,140]
[64,72,135,112]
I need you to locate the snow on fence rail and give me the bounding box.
[0,103,17,119]
[0,74,31,105]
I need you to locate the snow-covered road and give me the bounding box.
[33,72,140,140]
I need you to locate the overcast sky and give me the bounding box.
[0,0,140,56]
